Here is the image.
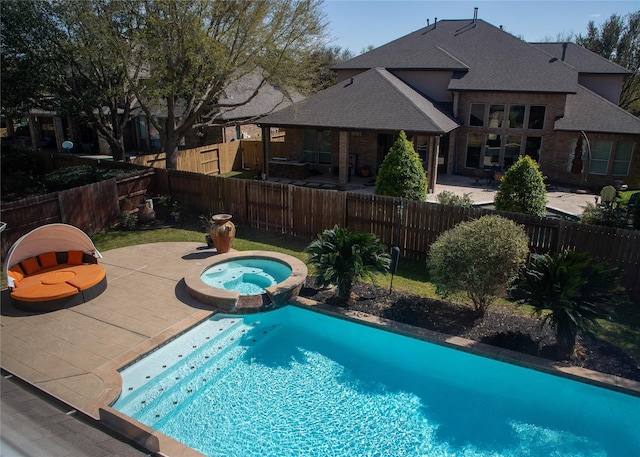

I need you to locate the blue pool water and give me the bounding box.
[200,258,292,295]
[114,306,640,457]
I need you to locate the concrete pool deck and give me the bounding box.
[2,242,639,456]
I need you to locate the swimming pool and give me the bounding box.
[113,305,640,456]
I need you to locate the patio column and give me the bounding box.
[261,126,270,180]
[427,136,440,194]
[338,130,348,190]
[53,116,65,152]
[28,114,41,150]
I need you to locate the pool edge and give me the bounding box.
[289,296,640,398]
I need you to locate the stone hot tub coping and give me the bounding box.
[183,250,308,313]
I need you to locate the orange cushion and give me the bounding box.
[67,251,84,265]
[7,270,24,286]
[38,252,58,269]
[11,282,78,302]
[64,264,106,290]
[20,257,41,275]
[8,265,25,283]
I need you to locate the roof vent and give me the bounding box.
[473,7,478,26]
[434,17,437,28]
[427,18,430,26]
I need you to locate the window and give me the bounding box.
[612,141,634,176]
[302,129,316,162]
[488,104,505,129]
[318,130,332,165]
[504,136,521,168]
[589,140,612,175]
[525,137,542,162]
[528,106,546,129]
[484,134,501,167]
[508,105,525,129]
[466,133,483,168]
[302,130,332,164]
[469,103,485,127]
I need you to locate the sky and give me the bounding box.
[321,0,639,53]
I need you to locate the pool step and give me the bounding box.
[135,323,283,428]
[116,318,283,424]
[115,318,247,411]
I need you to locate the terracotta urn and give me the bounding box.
[209,214,235,253]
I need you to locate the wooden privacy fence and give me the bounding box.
[130,142,243,175]
[149,171,640,302]
[3,159,638,302]
[1,169,154,257]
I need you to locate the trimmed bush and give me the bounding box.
[494,155,547,217]
[436,190,473,208]
[427,215,530,316]
[374,131,427,201]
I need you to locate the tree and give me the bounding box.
[374,131,428,201]
[0,0,63,125]
[1,0,142,160]
[576,11,640,115]
[305,225,391,303]
[510,250,627,356]
[494,155,547,217]
[427,215,530,317]
[134,0,328,169]
[52,0,143,161]
[309,45,353,93]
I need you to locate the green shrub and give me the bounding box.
[427,215,530,316]
[305,225,391,303]
[494,155,547,217]
[43,165,131,192]
[436,190,473,208]
[374,131,427,201]
[580,202,628,228]
[115,210,138,231]
[510,250,628,356]
[0,150,45,200]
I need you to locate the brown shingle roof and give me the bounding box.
[259,68,459,133]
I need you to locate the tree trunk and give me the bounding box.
[165,137,180,169]
[110,141,125,162]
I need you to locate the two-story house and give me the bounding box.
[258,17,640,191]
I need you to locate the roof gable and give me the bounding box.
[259,68,459,134]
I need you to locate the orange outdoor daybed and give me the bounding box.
[3,224,107,312]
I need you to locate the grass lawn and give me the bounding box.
[89,225,640,362]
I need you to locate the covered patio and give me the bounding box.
[258,68,460,191]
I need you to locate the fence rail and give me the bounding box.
[2,156,638,303]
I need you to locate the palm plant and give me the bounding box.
[510,250,627,356]
[305,225,391,303]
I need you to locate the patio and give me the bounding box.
[269,171,597,216]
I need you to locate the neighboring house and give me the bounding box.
[21,70,301,156]
[258,17,640,191]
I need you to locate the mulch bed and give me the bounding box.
[299,277,640,383]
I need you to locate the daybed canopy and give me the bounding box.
[3,223,102,274]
